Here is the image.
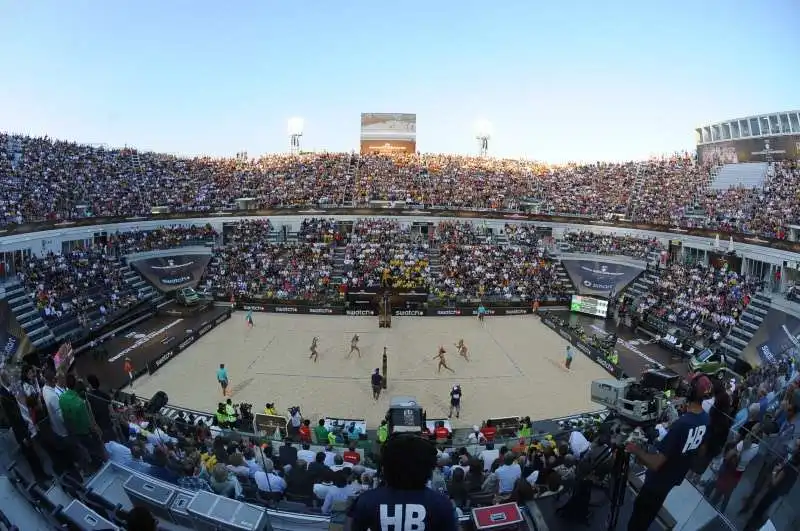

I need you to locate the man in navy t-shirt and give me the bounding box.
[348,434,457,530]
[625,375,712,531]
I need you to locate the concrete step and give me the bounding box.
[726,334,749,348]
[740,320,759,332]
[748,299,771,312]
[741,313,763,326]
[746,304,769,317]
[730,327,753,341]
[720,341,743,357]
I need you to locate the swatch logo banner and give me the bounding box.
[131,254,211,293]
[747,308,800,365]
[562,260,642,296]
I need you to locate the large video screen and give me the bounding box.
[570,295,609,318]
[360,112,417,155]
[697,134,800,164]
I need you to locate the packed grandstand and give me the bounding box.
[1,134,800,531]
[2,134,799,237]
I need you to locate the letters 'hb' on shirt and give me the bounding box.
[645,410,710,491]
[348,486,458,531]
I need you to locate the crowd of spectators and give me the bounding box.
[436,243,565,301]
[203,220,334,301]
[635,263,759,341]
[343,220,429,290]
[3,134,799,240]
[18,247,136,328]
[561,231,664,260]
[108,225,218,255]
[297,218,343,244]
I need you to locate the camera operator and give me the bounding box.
[624,375,712,531]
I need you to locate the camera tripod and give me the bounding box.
[605,443,631,531]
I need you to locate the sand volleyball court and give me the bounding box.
[132,313,608,427]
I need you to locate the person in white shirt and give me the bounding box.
[253,459,286,493]
[494,454,522,494]
[479,444,500,472]
[467,425,487,444]
[329,455,352,472]
[297,443,316,465]
[323,446,337,467]
[321,474,352,515]
[105,440,133,463]
[568,430,591,457]
[41,370,68,438]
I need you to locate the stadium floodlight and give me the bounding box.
[474,119,493,157]
[288,117,304,155]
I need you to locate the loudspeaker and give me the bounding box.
[146,391,169,414]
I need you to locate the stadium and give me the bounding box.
[1,7,799,531]
[1,114,799,530]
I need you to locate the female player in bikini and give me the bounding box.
[434,346,455,374]
[309,336,320,363]
[347,334,361,358]
[455,339,470,361]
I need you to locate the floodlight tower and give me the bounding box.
[474,119,493,157]
[288,117,304,155]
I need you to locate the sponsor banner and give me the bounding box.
[0,299,34,364]
[131,254,211,294]
[346,309,376,316]
[308,307,336,315]
[238,304,344,315]
[433,308,462,316]
[148,349,178,374]
[744,308,800,365]
[146,310,230,375]
[392,309,425,317]
[176,336,195,352]
[538,313,625,378]
[561,260,643,296]
[197,322,214,337]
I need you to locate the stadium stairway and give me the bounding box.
[710,162,768,191]
[553,260,577,295]
[428,246,442,279]
[331,245,347,286]
[119,262,161,304]
[624,268,660,299]
[7,135,23,170]
[3,283,57,348]
[720,292,772,358]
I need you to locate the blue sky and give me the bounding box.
[1,1,797,162]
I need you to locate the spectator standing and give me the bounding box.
[59,374,106,471]
[85,374,116,442]
[347,435,457,531]
[0,369,49,482]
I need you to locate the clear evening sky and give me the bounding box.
[1,1,797,162]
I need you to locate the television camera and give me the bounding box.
[590,367,679,426]
[385,396,424,435]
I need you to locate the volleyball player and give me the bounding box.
[434,347,455,374]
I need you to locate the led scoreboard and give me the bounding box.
[570,295,609,318]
